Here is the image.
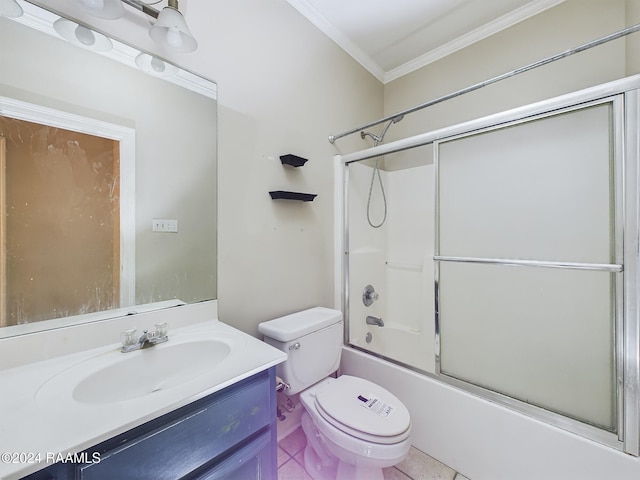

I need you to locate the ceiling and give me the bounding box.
[286,0,565,83]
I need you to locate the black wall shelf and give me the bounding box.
[269,191,317,202]
[279,154,308,167]
[272,154,315,201]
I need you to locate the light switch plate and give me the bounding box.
[152,219,178,233]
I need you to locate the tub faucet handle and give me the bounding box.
[363,285,379,306]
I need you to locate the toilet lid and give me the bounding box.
[314,375,411,441]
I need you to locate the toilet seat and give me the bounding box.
[313,375,411,445]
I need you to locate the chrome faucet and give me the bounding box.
[366,315,384,327]
[120,323,169,353]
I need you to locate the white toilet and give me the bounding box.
[258,307,411,480]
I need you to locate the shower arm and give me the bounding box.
[328,22,640,144]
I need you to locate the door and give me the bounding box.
[435,99,621,436]
[0,115,121,326]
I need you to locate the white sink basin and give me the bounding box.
[36,331,245,406]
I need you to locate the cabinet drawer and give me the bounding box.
[78,373,272,480]
[196,429,275,480]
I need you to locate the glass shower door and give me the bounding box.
[435,99,621,435]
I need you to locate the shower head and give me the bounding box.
[360,113,404,145]
[360,131,382,143]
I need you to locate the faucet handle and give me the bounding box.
[120,329,137,347]
[155,322,168,337]
[363,285,379,306]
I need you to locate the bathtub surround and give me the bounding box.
[346,160,434,373]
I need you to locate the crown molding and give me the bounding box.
[285,0,386,82]
[287,0,565,85]
[384,0,565,83]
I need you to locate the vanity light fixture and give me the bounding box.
[135,53,178,77]
[66,0,124,19]
[148,0,197,53]
[53,17,113,51]
[0,0,23,18]
[65,0,198,53]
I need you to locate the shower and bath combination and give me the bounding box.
[360,114,404,228]
[330,23,640,461]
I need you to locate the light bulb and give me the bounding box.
[150,56,166,73]
[135,53,178,77]
[75,25,96,46]
[0,0,23,17]
[165,28,183,48]
[53,17,112,51]
[149,5,197,53]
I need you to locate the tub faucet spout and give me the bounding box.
[366,316,384,327]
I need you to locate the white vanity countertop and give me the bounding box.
[0,313,286,480]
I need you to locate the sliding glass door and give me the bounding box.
[435,99,624,440]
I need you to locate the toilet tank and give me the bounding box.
[258,307,343,395]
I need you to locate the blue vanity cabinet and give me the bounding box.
[23,368,277,480]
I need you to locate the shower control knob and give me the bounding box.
[362,285,379,307]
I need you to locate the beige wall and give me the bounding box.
[628,0,640,74]
[29,0,383,335]
[198,0,640,337]
[26,0,640,338]
[384,0,639,142]
[199,2,382,335]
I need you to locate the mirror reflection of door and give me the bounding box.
[0,117,120,326]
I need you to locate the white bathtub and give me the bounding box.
[340,346,640,480]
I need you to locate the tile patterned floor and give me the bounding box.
[277,426,470,480]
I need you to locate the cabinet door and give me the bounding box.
[19,462,72,480]
[77,373,272,480]
[195,429,275,480]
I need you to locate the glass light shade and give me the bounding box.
[53,18,113,51]
[0,0,23,18]
[66,0,123,19]
[135,53,179,77]
[149,6,197,53]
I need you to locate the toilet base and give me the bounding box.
[301,410,385,480]
[303,443,338,480]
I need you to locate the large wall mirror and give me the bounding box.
[0,1,217,338]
